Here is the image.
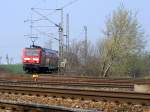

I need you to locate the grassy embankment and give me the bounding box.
[0,64,24,74]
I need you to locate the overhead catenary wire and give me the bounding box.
[24,18,48,22]
[35,28,60,41]
[29,12,39,46]
[32,0,80,20]
[31,8,61,28]
[33,0,79,10]
[61,0,79,9]
[32,25,56,28]
[35,28,67,47]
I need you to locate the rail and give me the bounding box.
[0,100,96,112]
[0,84,149,105]
[0,80,133,89]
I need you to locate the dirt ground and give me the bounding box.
[0,68,30,80]
[0,68,13,77]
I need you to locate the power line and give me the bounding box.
[32,0,80,18]
[61,0,79,9]
[33,0,79,10]
[35,28,60,41]
[31,8,60,28]
[32,25,56,28]
[24,18,47,22]
[33,8,57,10]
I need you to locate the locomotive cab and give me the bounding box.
[22,45,58,73]
[22,47,42,73]
[23,49,41,64]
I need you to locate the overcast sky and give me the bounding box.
[0,0,150,63]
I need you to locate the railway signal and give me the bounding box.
[32,74,39,82]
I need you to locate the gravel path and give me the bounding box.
[0,93,149,112]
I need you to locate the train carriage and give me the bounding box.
[22,45,58,73]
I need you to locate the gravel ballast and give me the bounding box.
[0,93,149,112]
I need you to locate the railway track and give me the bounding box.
[0,100,95,112]
[0,80,133,90]
[1,75,150,84]
[2,75,148,89]
[0,84,149,105]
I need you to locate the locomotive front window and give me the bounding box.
[25,50,39,56]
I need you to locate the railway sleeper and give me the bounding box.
[0,87,149,106]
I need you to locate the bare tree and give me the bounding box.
[67,39,81,71]
[98,6,145,77]
[10,57,14,64]
[6,54,9,64]
[67,39,98,76]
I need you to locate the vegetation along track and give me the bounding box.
[0,84,149,106]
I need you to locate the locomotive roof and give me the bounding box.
[25,47,58,54]
[43,48,58,54]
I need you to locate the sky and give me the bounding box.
[0,0,150,63]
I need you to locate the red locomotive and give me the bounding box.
[22,45,58,73]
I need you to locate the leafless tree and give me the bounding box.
[6,54,9,64]
[10,57,14,64]
[67,39,98,76]
[98,6,145,77]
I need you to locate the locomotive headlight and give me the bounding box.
[33,58,39,61]
[24,58,30,60]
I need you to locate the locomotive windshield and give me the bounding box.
[25,50,39,56]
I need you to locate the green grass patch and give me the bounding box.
[0,64,25,74]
